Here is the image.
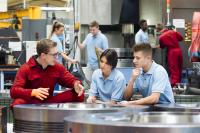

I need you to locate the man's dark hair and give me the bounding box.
[100,49,118,69]
[139,19,147,27]
[133,43,152,56]
[36,39,57,56]
[89,21,99,28]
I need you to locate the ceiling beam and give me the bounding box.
[8,0,68,9]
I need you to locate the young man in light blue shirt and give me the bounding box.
[78,21,108,81]
[135,19,149,44]
[122,44,174,105]
[87,49,126,104]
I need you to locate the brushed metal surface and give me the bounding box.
[64,111,200,133]
[13,103,150,133]
[154,103,200,112]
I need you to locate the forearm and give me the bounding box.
[95,100,117,105]
[58,67,79,88]
[61,52,73,62]
[87,95,97,103]
[97,48,104,53]
[110,100,118,105]
[124,78,135,100]
[128,93,160,105]
[78,43,85,49]
[10,86,32,100]
[152,45,160,49]
[73,80,81,88]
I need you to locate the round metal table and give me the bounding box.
[13,103,150,133]
[64,111,200,133]
[154,103,200,112]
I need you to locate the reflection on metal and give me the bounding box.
[122,24,134,34]
[13,103,122,133]
[112,48,133,67]
[113,48,133,58]
[117,59,133,67]
[154,103,200,112]
[64,111,200,133]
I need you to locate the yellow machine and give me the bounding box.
[0,6,41,30]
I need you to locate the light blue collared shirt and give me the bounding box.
[135,29,149,44]
[133,61,175,104]
[89,69,126,102]
[51,33,63,64]
[83,31,108,70]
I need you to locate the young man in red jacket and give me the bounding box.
[10,39,84,107]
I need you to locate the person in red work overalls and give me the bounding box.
[10,39,84,108]
[159,26,183,87]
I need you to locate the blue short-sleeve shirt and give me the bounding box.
[133,61,175,104]
[135,29,149,44]
[89,69,126,102]
[51,34,63,64]
[83,31,108,70]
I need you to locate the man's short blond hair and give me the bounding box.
[89,21,99,28]
[133,43,152,56]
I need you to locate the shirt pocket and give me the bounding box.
[27,73,42,89]
[48,72,59,84]
[28,73,41,82]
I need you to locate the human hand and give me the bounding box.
[117,101,130,106]
[70,59,78,64]
[87,96,97,103]
[95,47,103,53]
[31,88,49,100]
[131,68,142,80]
[152,45,160,49]
[74,81,84,96]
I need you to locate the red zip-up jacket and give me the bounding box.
[10,56,79,101]
[159,29,183,49]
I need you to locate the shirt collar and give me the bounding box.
[99,69,115,81]
[92,31,101,38]
[145,61,156,75]
[27,55,39,68]
[140,29,147,34]
[28,55,49,69]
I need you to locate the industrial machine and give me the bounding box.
[0,28,20,66]
[0,6,41,30]
[0,45,16,65]
[113,48,133,67]
[13,103,139,133]
[64,111,200,133]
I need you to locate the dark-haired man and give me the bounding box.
[135,19,149,44]
[87,49,126,104]
[122,44,174,105]
[10,39,84,107]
